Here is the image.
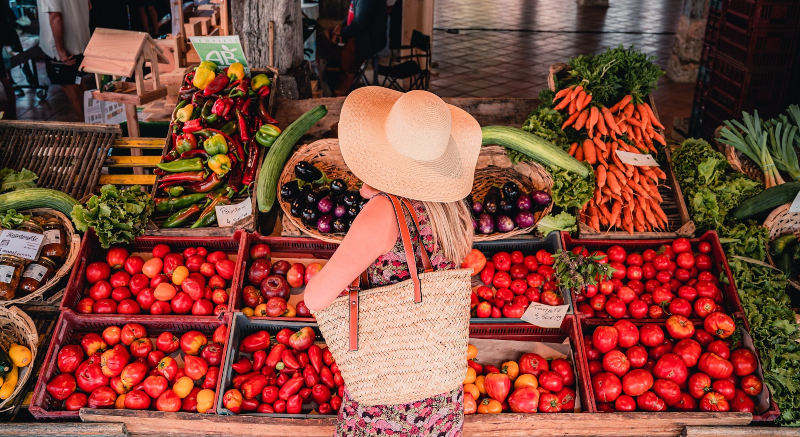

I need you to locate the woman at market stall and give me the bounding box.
[304,86,481,436]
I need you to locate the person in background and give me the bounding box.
[37,0,90,119]
[0,0,36,96]
[329,0,386,95]
[133,0,159,37]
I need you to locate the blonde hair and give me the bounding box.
[420,200,474,264]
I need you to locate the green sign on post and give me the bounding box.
[190,35,249,67]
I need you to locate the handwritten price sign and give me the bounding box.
[521,302,569,328]
[615,150,660,167]
[215,197,252,227]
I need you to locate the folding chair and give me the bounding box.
[378,30,430,91]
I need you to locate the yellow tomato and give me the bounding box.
[8,344,31,367]
[172,376,194,398]
[467,344,478,360]
[501,361,519,381]
[171,266,189,286]
[283,304,296,317]
[196,389,215,413]
[254,303,268,317]
[115,394,126,409]
[463,383,480,400]
[475,375,487,395]
[514,373,538,390]
[477,398,502,414]
[463,367,476,385]
[242,307,254,317]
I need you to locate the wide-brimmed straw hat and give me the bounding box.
[338,86,481,202]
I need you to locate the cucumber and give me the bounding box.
[257,105,328,213]
[731,182,800,220]
[0,188,79,217]
[481,126,589,177]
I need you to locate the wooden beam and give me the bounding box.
[107,156,162,167]
[98,174,157,186]
[0,422,127,436]
[112,138,166,148]
[683,426,800,437]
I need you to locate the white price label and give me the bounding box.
[0,230,44,260]
[520,302,569,328]
[615,150,660,167]
[215,197,253,227]
[789,190,800,213]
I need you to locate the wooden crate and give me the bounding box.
[97,137,164,188]
[547,63,694,239]
[147,67,278,236]
[0,121,120,199]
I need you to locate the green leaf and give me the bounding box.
[0,167,37,192]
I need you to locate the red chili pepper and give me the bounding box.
[320,367,335,389]
[231,357,252,374]
[308,345,324,375]
[281,350,301,371]
[240,141,260,187]
[297,352,310,369]
[211,97,233,118]
[276,373,289,387]
[258,85,271,98]
[182,118,204,133]
[252,350,267,372]
[330,362,339,374]
[322,348,334,366]
[303,366,319,387]
[266,344,286,369]
[180,149,209,159]
[241,330,270,352]
[298,388,312,402]
[157,171,206,189]
[186,172,222,193]
[278,377,304,400]
[236,110,251,142]
[259,96,278,124]
[226,160,243,194]
[333,371,344,387]
[203,74,230,96]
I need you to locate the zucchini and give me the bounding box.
[0,365,16,400]
[257,105,328,212]
[731,181,800,220]
[0,188,79,217]
[481,126,588,177]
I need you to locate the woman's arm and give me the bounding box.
[304,195,399,312]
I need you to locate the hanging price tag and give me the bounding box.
[521,302,569,328]
[615,150,660,167]
[216,197,252,227]
[789,190,800,213]
[0,229,44,260]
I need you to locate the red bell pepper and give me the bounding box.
[320,367,335,389]
[322,348,334,366]
[262,385,279,404]
[203,74,230,96]
[252,350,267,372]
[212,97,234,119]
[232,371,260,390]
[182,118,203,133]
[241,374,268,400]
[266,344,286,369]
[231,357,252,374]
[303,366,320,387]
[276,373,289,387]
[286,394,303,414]
[240,330,270,353]
[281,349,301,371]
[299,388,312,402]
[278,377,304,400]
[308,345,324,375]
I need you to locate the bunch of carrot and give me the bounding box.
[552,85,670,234]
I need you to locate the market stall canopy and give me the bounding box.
[80,28,169,78]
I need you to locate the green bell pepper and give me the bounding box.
[174,104,195,122]
[254,124,281,147]
[203,133,228,155]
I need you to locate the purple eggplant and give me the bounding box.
[496,215,515,232]
[515,211,536,228]
[531,190,552,208]
[317,196,333,214]
[332,217,349,233]
[472,217,478,232]
[333,204,347,218]
[516,194,532,211]
[472,201,483,215]
[502,181,520,202]
[499,199,516,215]
[317,214,334,233]
[477,213,495,234]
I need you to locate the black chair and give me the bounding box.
[378,30,430,91]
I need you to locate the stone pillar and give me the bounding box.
[666,0,708,82]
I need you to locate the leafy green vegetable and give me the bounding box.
[71,185,153,248]
[536,211,576,236]
[554,250,615,294]
[0,209,29,229]
[548,165,595,209]
[0,168,37,192]
[724,258,800,426]
[560,46,663,107]
[719,222,769,261]
[673,138,762,230]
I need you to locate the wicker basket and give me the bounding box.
[278,141,553,242]
[0,208,80,306]
[0,306,38,411]
[763,203,800,290]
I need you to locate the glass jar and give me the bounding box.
[17,219,44,235]
[0,255,26,300]
[18,256,57,296]
[40,218,67,263]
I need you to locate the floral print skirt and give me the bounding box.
[336,386,464,436]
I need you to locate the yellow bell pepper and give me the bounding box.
[199,60,218,72]
[193,67,216,90]
[174,103,195,122]
[208,154,232,176]
[227,62,245,82]
[251,73,271,91]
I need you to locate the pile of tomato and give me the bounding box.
[221,326,344,415]
[75,244,235,316]
[239,242,321,318]
[572,238,732,320]
[585,317,764,412]
[44,323,226,413]
[463,344,577,414]
[462,248,565,319]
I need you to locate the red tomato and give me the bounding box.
[519,353,549,377]
[626,345,648,368]
[605,297,627,319]
[675,392,697,411]
[639,324,665,347]
[588,360,603,375]
[654,353,689,385]
[653,254,671,271]
[730,389,755,413]
[695,254,713,271]
[590,294,607,312]
[647,305,664,319]
[509,265,528,281]
[491,252,512,271]
[688,372,713,399]
[730,348,758,376]
[607,246,627,263]
[523,255,538,271]
[592,372,622,403]
[672,338,702,367]
[700,391,730,412]
[642,263,657,280]
[706,340,730,359]
[602,350,630,377]
[676,252,695,269]
[535,250,554,266]
[712,379,736,401]
[671,238,691,254]
[612,320,639,348]
[622,369,653,397]
[704,312,736,339]
[698,353,734,379]
[550,358,575,386]
[674,268,692,283]
[665,315,695,339]
[668,298,693,318]
[652,379,682,406]
[637,391,667,411]
[614,394,637,412]
[539,371,564,392]
[592,326,619,353]
[697,241,712,253]
[694,329,715,347]
[740,374,763,396]
[628,299,648,319]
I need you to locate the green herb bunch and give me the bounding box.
[72,184,154,248]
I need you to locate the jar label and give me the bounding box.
[0,265,14,284]
[43,229,61,245]
[0,229,44,260]
[23,263,49,281]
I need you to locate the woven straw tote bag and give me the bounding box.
[313,195,472,406]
